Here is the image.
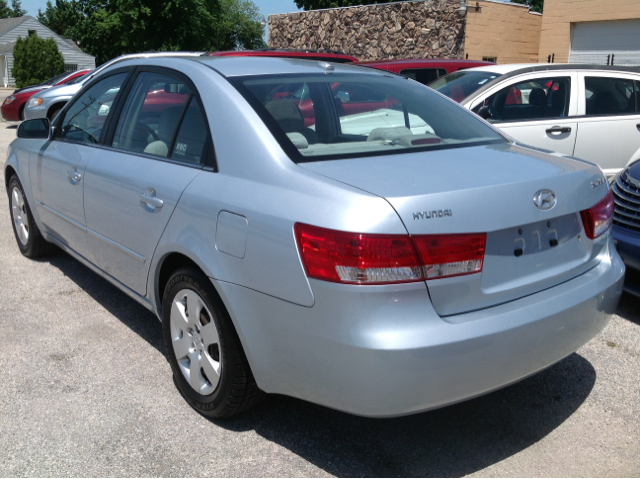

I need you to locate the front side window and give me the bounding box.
[112,72,192,159]
[474,76,571,123]
[400,68,446,86]
[585,76,637,116]
[59,72,127,145]
[231,73,506,163]
[430,70,502,103]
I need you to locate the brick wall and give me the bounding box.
[465,0,543,64]
[538,0,640,63]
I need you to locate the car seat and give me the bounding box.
[265,99,318,144]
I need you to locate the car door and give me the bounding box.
[468,72,579,156]
[82,68,211,295]
[30,71,129,254]
[573,72,640,176]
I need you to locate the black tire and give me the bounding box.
[162,267,264,418]
[7,175,54,258]
[47,104,63,121]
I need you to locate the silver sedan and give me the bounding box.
[4,53,625,418]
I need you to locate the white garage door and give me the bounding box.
[570,19,640,65]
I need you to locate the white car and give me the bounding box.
[431,64,640,177]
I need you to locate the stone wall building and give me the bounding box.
[464,0,542,64]
[268,0,466,61]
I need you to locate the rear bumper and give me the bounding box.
[215,238,625,417]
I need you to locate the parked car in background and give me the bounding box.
[1,69,91,121]
[208,48,357,63]
[612,160,640,297]
[432,64,640,177]
[6,53,624,419]
[355,58,495,86]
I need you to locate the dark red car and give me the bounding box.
[208,48,357,63]
[1,69,92,121]
[354,58,495,86]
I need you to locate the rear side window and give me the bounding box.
[585,77,637,116]
[112,72,192,160]
[171,98,208,164]
[60,72,127,145]
[399,68,447,86]
[474,76,571,123]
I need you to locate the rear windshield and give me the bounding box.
[230,72,506,163]
[430,71,502,103]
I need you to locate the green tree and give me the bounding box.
[38,0,265,65]
[0,0,26,17]
[11,35,65,87]
[10,0,26,16]
[216,0,266,51]
[511,0,543,13]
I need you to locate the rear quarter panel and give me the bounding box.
[148,60,408,310]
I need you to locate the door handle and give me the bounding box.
[66,169,82,185]
[636,123,640,131]
[545,126,572,134]
[139,188,164,212]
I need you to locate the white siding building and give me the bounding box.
[0,16,95,87]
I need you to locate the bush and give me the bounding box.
[12,35,64,88]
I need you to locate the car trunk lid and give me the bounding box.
[300,142,610,316]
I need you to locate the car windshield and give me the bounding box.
[231,72,506,163]
[430,71,503,103]
[44,71,71,86]
[66,73,88,85]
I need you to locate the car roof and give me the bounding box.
[194,55,383,77]
[208,49,357,63]
[460,63,540,74]
[354,58,495,68]
[460,63,640,106]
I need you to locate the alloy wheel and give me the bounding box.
[11,186,29,246]
[170,289,222,395]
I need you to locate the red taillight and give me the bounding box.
[294,224,486,285]
[580,190,614,239]
[294,224,423,284]
[412,233,487,279]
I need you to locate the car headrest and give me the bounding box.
[265,99,305,133]
[529,88,547,107]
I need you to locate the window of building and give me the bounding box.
[28,30,36,37]
[482,57,497,63]
[64,64,78,72]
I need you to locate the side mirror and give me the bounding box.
[477,106,492,120]
[17,118,50,140]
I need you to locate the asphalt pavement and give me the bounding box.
[0,91,638,477]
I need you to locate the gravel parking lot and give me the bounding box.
[0,89,638,477]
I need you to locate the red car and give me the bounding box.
[354,58,495,86]
[208,48,357,63]
[1,69,92,121]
